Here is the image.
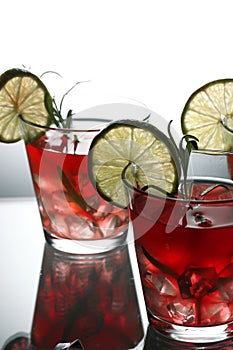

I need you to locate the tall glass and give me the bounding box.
[20,98,149,254]
[124,150,233,344]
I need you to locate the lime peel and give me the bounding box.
[89,119,180,208]
[181,79,233,151]
[0,68,53,143]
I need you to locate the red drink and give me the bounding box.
[25,133,128,249]
[30,244,144,350]
[129,181,233,333]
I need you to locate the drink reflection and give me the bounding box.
[143,325,233,350]
[30,243,144,350]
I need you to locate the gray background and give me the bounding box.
[0,142,34,197]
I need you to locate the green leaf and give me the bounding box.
[57,166,87,211]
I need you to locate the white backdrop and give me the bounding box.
[0,0,233,196]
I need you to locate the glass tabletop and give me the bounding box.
[1,198,233,350]
[0,198,44,349]
[0,197,147,350]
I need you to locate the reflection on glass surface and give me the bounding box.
[2,333,29,350]
[4,325,233,350]
[143,325,233,350]
[29,243,144,350]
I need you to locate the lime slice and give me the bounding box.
[0,68,53,143]
[181,79,233,151]
[89,119,180,208]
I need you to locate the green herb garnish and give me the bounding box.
[168,120,199,198]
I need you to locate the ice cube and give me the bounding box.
[66,214,100,239]
[167,300,196,325]
[92,201,114,219]
[200,300,231,325]
[217,262,233,303]
[145,271,177,297]
[204,286,230,303]
[38,174,63,194]
[51,190,73,214]
[145,287,171,319]
[98,214,123,238]
[178,267,218,299]
[217,278,233,302]
[141,264,179,320]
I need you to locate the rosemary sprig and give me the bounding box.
[51,81,85,128]
[40,70,89,128]
[57,166,87,211]
[167,120,199,198]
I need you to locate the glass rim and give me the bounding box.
[192,149,233,156]
[19,98,151,133]
[19,114,113,133]
[122,164,233,204]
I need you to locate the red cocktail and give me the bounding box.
[125,151,233,343]
[21,117,128,253]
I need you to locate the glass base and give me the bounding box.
[144,324,233,350]
[149,312,233,344]
[44,229,128,254]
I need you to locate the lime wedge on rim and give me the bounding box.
[181,79,233,151]
[0,68,53,143]
[88,119,180,208]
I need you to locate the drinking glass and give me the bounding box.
[20,96,150,254]
[123,150,233,344]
